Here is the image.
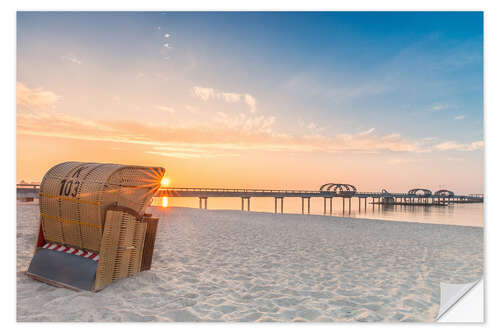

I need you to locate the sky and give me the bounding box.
[16,12,484,193]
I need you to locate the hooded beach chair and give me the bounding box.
[26,161,165,291]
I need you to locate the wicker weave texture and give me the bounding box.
[129,221,147,276]
[94,209,147,291]
[94,210,122,291]
[39,162,165,252]
[141,217,159,271]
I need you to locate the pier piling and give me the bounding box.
[302,197,310,214]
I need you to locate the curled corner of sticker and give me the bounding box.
[436,278,482,321]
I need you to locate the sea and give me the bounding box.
[152,196,483,227]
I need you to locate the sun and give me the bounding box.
[161,177,170,187]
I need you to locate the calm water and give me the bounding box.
[153,196,483,227]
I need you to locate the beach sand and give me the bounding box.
[17,203,483,322]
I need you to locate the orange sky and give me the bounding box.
[16,129,484,194]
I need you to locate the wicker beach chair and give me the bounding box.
[26,162,165,291]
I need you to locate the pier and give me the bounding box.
[16,184,40,202]
[17,183,483,214]
[157,183,482,214]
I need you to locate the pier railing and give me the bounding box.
[158,187,481,199]
[159,188,409,196]
[159,187,317,194]
[17,184,40,189]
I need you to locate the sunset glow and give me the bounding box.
[161,177,170,187]
[162,196,168,207]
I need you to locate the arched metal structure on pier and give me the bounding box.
[319,183,357,197]
[434,189,455,197]
[381,189,392,197]
[408,188,432,196]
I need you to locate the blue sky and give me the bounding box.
[16,12,484,192]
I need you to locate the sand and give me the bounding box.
[16,202,483,322]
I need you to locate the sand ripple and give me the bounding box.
[17,204,483,322]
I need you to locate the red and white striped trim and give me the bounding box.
[41,243,99,261]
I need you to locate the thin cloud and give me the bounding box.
[387,158,415,165]
[18,110,114,133]
[431,103,448,111]
[299,120,326,132]
[358,128,375,136]
[221,92,241,103]
[193,86,215,101]
[147,146,239,159]
[434,140,483,152]
[244,94,257,113]
[193,86,257,112]
[155,105,175,113]
[16,82,60,110]
[17,105,484,160]
[381,133,401,140]
[455,115,465,120]
[215,112,275,134]
[61,54,82,65]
